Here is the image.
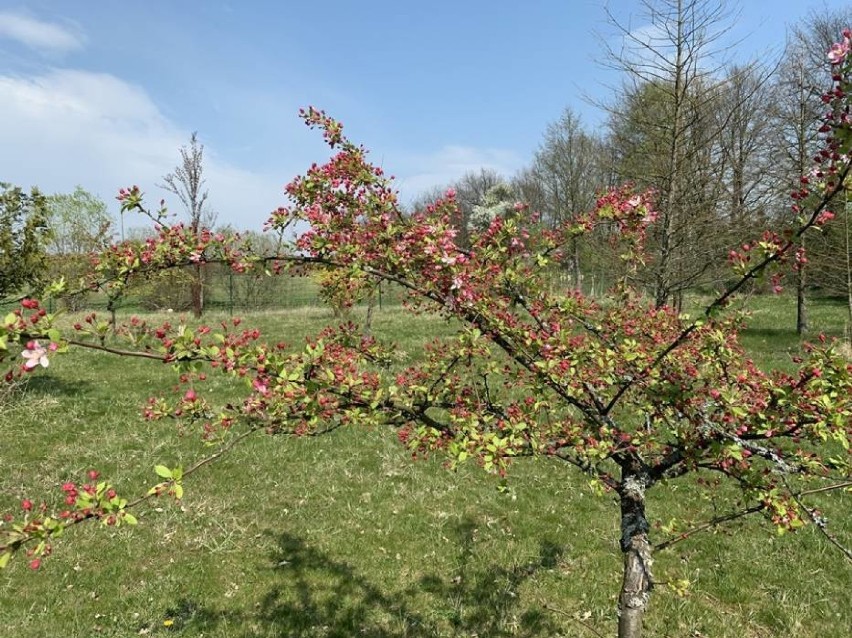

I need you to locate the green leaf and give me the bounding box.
[123,513,138,526]
[173,484,184,500]
[3,313,16,327]
[154,465,173,479]
[0,552,10,569]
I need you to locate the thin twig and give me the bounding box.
[66,339,168,361]
[654,504,764,551]
[654,481,852,552]
[783,475,852,563]
[543,604,606,638]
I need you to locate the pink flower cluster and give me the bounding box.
[828,29,851,65]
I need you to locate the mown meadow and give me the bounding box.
[1,295,849,637]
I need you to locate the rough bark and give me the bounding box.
[618,471,654,638]
[844,193,852,342]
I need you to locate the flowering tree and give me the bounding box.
[2,32,852,638]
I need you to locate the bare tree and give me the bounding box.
[602,0,751,309]
[772,42,821,333]
[160,132,216,317]
[771,7,852,334]
[515,108,609,290]
[714,64,775,229]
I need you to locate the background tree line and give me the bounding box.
[3,2,851,336]
[416,3,852,337]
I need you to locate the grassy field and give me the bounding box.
[0,295,850,637]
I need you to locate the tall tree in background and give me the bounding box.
[714,64,775,231]
[772,39,822,334]
[160,132,216,318]
[0,184,50,298]
[515,108,609,290]
[45,187,113,310]
[603,0,745,308]
[45,187,112,257]
[775,7,852,334]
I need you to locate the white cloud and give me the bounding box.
[0,12,84,54]
[391,145,522,205]
[0,65,519,232]
[0,68,286,231]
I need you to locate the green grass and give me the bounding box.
[1,297,850,637]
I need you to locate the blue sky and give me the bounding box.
[0,0,849,230]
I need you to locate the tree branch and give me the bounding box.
[654,481,852,552]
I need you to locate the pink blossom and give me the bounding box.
[828,38,850,65]
[21,341,49,369]
[815,211,836,226]
[252,378,269,395]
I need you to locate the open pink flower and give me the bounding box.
[252,378,269,395]
[21,340,49,369]
[828,38,850,65]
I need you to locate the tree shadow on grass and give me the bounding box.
[159,518,571,637]
[16,374,94,399]
[0,376,93,407]
[739,327,801,340]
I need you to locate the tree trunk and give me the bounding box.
[363,287,376,337]
[571,237,583,292]
[618,471,653,638]
[796,237,808,335]
[844,193,852,343]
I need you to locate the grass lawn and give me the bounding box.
[1,296,850,637]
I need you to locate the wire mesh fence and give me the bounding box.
[1,259,622,320]
[2,263,409,318]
